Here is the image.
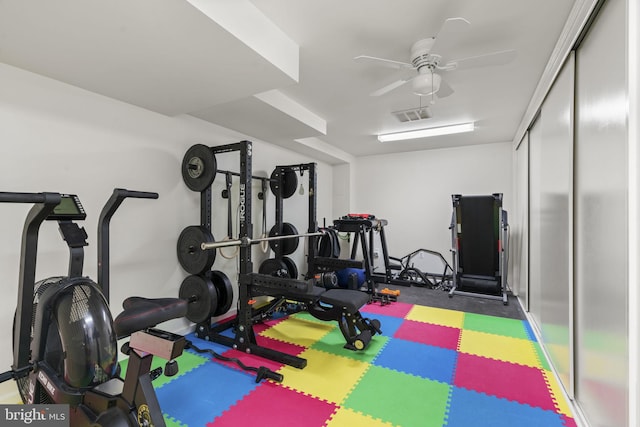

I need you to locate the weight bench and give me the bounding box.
[449,194,509,304]
[310,288,381,350]
[196,273,382,368]
[257,283,381,351]
[248,273,381,351]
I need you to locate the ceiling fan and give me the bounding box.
[355,17,516,100]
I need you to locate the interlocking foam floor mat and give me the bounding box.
[127,302,577,427]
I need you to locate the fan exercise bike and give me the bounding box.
[0,189,188,426]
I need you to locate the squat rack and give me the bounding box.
[190,142,316,368]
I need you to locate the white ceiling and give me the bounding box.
[0,0,577,163]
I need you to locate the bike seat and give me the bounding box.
[114,297,188,338]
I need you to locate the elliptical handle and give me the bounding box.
[113,188,159,200]
[98,188,158,303]
[0,191,61,205]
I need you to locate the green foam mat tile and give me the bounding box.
[532,341,552,371]
[343,365,451,427]
[463,312,530,340]
[311,327,388,363]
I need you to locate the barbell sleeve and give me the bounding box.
[201,238,244,250]
[200,231,325,251]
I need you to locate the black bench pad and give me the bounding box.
[319,289,369,313]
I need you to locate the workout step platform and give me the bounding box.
[114,297,188,338]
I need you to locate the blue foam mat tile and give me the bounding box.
[373,337,457,384]
[156,359,259,426]
[523,321,538,342]
[445,386,566,427]
[184,332,235,355]
[367,313,404,338]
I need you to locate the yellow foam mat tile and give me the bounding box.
[261,316,334,347]
[458,330,540,368]
[543,369,574,417]
[546,343,571,375]
[326,407,396,427]
[279,348,370,404]
[405,305,465,329]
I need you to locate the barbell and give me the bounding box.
[177,224,325,276]
[200,230,325,251]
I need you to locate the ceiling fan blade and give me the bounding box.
[430,17,471,54]
[354,55,414,70]
[443,49,517,71]
[370,78,411,96]
[435,79,454,98]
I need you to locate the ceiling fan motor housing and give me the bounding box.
[410,38,440,70]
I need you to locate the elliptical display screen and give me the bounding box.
[47,194,86,221]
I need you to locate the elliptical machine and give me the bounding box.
[0,189,187,426]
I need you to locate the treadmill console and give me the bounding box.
[46,194,87,221]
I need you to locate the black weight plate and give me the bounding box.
[281,256,298,279]
[259,258,288,277]
[330,229,341,258]
[317,228,334,258]
[177,226,216,274]
[269,167,298,199]
[182,144,217,192]
[179,274,218,323]
[210,270,234,316]
[268,222,299,255]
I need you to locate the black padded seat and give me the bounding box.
[114,297,188,338]
[319,289,369,313]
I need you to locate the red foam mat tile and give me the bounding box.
[454,352,557,411]
[209,382,337,427]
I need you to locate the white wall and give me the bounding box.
[331,163,351,221]
[0,62,333,371]
[352,142,513,264]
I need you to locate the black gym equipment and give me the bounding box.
[180,141,381,368]
[390,248,453,289]
[182,143,217,192]
[0,189,188,427]
[316,227,340,259]
[268,222,300,256]
[313,214,404,305]
[269,166,298,199]
[448,193,510,304]
[177,225,216,274]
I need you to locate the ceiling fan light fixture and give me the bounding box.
[377,121,475,142]
[411,72,441,96]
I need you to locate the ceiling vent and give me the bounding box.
[392,106,432,122]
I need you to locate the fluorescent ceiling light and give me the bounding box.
[377,122,475,142]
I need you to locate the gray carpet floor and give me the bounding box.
[381,283,525,320]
